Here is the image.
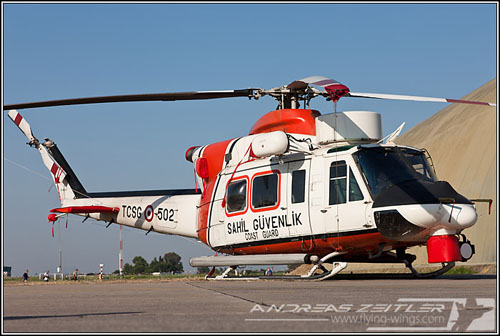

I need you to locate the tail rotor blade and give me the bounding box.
[347,92,496,107]
[8,110,68,184]
[7,110,38,144]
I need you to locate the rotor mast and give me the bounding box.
[253,82,324,110]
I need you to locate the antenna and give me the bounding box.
[57,220,63,275]
[119,225,124,279]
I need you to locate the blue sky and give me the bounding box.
[2,3,497,276]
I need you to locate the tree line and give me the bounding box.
[116,252,184,274]
[113,252,298,275]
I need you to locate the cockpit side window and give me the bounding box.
[330,161,364,204]
[349,167,364,201]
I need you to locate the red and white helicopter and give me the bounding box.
[5,76,495,280]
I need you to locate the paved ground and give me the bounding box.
[3,274,497,333]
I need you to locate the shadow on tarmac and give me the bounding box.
[4,311,142,321]
[327,273,497,280]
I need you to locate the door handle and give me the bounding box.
[320,207,331,213]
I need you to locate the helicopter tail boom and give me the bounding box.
[8,109,201,239]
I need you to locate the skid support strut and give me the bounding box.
[403,259,455,279]
[302,251,347,280]
[206,252,347,281]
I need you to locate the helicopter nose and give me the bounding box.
[439,203,477,230]
[396,202,478,230]
[372,179,478,241]
[373,203,478,242]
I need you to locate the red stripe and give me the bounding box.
[218,232,419,258]
[446,99,491,106]
[50,163,59,176]
[14,113,23,126]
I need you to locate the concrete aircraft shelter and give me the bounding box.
[396,78,497,267]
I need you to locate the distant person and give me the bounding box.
[43,270,50,282]
[22,269,29,283]
[72,268,78,281]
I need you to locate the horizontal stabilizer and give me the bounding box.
[50,205,120,214]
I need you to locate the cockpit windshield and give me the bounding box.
[354,147,436,198]
[399,147,437,181]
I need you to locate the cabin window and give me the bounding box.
[292,170,306,204]
[226,179,247,213]
[329,161,347,205]
[252,173,279,209]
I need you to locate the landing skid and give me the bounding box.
[205,262,347,281]
[403,260,455,279]
[206,252,348,281]
[203,250,455,281]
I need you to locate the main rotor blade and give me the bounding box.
[347,92,496,107]
[3,89,255,110]
[299,76,350,102]
[299,75,346,88]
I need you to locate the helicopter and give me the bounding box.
[5,75,496,280]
